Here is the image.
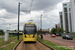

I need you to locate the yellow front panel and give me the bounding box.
[23,33,37,42]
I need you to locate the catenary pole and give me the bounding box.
[18,2,21,40]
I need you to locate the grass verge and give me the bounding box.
[37,36,72,50]
[73,37,75,38]
[0,35,22,42]
[0,35,22,50]
[0,38,4,42]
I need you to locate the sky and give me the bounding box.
[0,0,70,30]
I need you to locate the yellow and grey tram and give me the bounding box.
[23,22,37,42]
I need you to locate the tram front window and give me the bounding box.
[24,26,36,34]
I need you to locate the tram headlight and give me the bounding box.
[33,35,35,38]
[25,35,27,38]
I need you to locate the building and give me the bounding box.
[40,29,50,33]
[55,24,60,32]
[62,2,72,32]
[57,23,61,28]
[59,12,63,29]
[70,0,75,32]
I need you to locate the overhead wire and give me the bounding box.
[30,0,33,13]
[29,0,33,20]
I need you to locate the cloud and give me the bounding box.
[0,0,70,30]
[33,0,63,11]
[0,9,17,19]
[0,0,18,13]
[0,0,63,13]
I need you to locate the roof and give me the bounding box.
[24,22,37,26]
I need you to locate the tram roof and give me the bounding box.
[24,22,37,26]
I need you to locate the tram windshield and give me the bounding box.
[24,26,36,34]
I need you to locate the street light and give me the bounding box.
[40,14,42,34]
[38,23,40,30]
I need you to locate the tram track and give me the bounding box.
[35,43,41,50]
[15,40,55,50]
[22,42,41,50]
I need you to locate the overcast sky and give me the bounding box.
[0,0,70,30]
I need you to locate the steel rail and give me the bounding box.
[22,42,25,50]
[35,43,41,50]
[25,43,29,50]
[22,43,41,50]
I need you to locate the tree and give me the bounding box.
[19,30,23,32]
[37,30,41,33]
[37,30,41,35]
[57,27,64,33]
[0,30,4,35]
[51,28,56,35]
[66,31,69,33]
[15,30,16,31]
[6,30,10,31]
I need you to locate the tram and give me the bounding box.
[23,22,37,42]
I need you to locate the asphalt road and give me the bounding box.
[41,34,75,49]
[44,35,75,44]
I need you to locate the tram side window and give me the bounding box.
[35,27,37,33]
[23,26,25,33]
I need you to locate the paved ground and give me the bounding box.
[39,34,75,49]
